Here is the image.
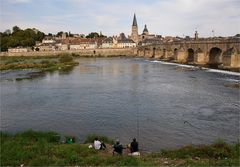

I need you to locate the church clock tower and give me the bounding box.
[131,13,139,44]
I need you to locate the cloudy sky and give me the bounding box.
[1,0,240,37]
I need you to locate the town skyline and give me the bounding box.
[1,0,240,37]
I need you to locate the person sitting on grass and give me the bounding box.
[113,140,125,155]
[129,138,140,156]
[94,137,106,150]
[130,138,139,153]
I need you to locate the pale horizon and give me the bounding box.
[1,0,240,37]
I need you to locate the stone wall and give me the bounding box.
[0,48,135,57]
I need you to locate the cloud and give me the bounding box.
[8,0,32,4]
[1,0,240,37]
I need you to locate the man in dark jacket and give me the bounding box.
[130,138,139,153]
[113,140,124,155]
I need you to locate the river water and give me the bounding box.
[1,57,239,151]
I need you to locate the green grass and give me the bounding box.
[160,140,239,159]
[1,130,239,166]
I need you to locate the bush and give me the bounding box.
[71,53,80,57]
[15,130,60,143]
[58,54,73,63]
[40,60,50,64]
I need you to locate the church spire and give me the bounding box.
[131,13,139,44]
[132,13,138,27]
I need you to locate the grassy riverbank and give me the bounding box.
[0,54,79,72]
[1,130,239,166]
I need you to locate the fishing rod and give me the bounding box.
[137,100,140,141]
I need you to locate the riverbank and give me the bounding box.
[0,48,135,57]
[1,130,239,166]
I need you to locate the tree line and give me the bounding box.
[0,26,45,52]
[0,26,107,52]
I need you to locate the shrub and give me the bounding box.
[15,130,60,143]
[58,54,73,63]
[40,60,50,64]
[71,53,80,57]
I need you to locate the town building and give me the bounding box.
[69,38,97,50]
[102,33,136,48]
[42,38,56,44]
[140,24,155,40]
[102,37,114,48]
[36,43,56,51]
[55,43,69,51]
[35,37,57,51]
[117,33,136,48]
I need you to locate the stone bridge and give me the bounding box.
[137,39,240,68]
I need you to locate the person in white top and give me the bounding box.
[93,137,106,150]
[94,138,101,150]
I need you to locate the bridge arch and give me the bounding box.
[140,48,143,56]
[208,47,222,66]
[187,48,195,63]
[152,47,156,58]
[144,48,147,57]
[173,48,178,60]
[162,48,166,59]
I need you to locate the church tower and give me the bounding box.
[143,24,149,35]
[131,13,139,44]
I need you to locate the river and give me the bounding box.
[1,57,239,152]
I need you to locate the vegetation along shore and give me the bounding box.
[0,53,79,72]
[0,130,239,166]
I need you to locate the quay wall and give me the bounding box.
[0,48,136,57]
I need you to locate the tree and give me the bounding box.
[99,34,106,38]
[4,29,11,35]
[68,32,74,37]
[86,32,100,38]
[12,26,21,33]
[56,31,64,37]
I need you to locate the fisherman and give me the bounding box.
[113,140,124,155]
[94,137,106,150]
[130,138,139,153]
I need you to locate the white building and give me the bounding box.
[102,37,114,48]
[117,33,136,48]
[117,39,136,48]
[42,38,56,44]
[69,39,97,50]
[37,43,56,51]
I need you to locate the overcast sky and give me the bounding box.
[1,0,240,37]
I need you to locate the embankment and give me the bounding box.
[1,130,239,166]
[0,48,136,57]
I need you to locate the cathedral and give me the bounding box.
[130,13,156,45]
